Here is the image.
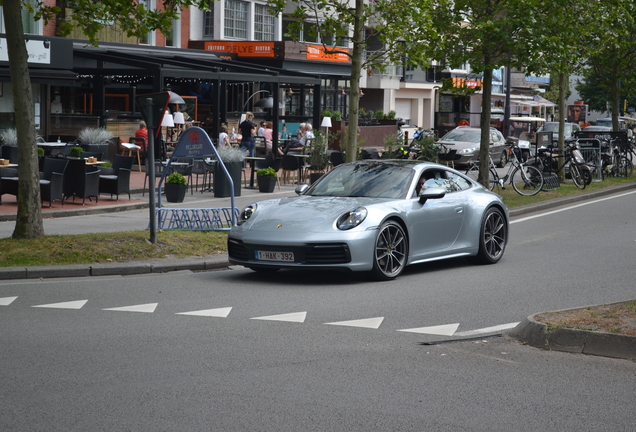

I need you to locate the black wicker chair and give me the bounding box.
[98,155,134,200]
[63,158,99,205]
[40,158,69,207]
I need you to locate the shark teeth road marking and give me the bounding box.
[32,299,88,310]
[452,322,520,338]
[325,317,384,329]
[397,323,460,336]
[251,312,307,323]
[102,303,158,313]
[176,307,233,317]
[0,296,18,306]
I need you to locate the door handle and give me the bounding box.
[454,207,463,213]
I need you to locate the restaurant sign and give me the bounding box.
[172,127,216,159]
[204,42,275,58]
[306,45,350,63]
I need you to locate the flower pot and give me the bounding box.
[257,175,277,192]
[214,161,242,197]
[165,182,187,203]
[309,172,325,185]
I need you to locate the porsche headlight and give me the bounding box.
[459,147,476,155]
[238,203,257,225]
[337,207,368,230]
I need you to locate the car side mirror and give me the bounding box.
[295,184,309,195]
[418,187,446,204]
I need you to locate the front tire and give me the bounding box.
[371,220,408,280]
[569,163,586,189]
[471,207,507,264]
[511,165,543,196]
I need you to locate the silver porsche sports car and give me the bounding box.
[228,160,509,280]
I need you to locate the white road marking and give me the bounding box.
[452,322,520,338]
[251,311,307,323]
[0,296,18,306]
[511,190,636,224]
[102,303,158,313]
[325,317,384,329]
[32,299,88,309]
[397,323,460,336]
[176,307,233,317]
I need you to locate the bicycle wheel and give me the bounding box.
[465,165,496,190]
[613,156,633,177]
[569,163,586,189]
[511,164,544,196]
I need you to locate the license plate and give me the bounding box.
[255,250,295,262]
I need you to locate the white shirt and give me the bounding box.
[218,132,229,147]
[300,130,314,146]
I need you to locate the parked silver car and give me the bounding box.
[228,160,509,280]
[437,126,508,168]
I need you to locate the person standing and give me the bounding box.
[239,112,257,157]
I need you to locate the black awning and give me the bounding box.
[0,68,79,85]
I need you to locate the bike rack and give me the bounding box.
[155,207,239,231]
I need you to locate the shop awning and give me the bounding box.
[0,68,78,85]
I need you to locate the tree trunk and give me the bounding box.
[610,64,620,131]
[344,0,365,163]
[478,68,493,187]
[558,72,566,181]
[5,0,44,238]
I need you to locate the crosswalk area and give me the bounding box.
[0,295,519,337]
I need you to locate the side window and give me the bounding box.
[447,172,471,192]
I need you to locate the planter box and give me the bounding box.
[214,161,242,197]
[257,175,277,192]
[165,183,187,203]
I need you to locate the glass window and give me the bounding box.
[0,0,40,34]
[224,0,248,39]
[254,4,275,41]
[165,16,180,47]
[204,1,214,37]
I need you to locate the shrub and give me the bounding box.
[375,110,385,120]
[0,128,18,146]
[166,172,187,185]
[37,147,45,156]
[77,127,114,145]
[256,167,277,177]
[69,147,84,158]
[216,145,245,163]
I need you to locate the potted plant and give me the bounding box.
[77,127,113,159]
[164,172,188,203]
[69,146,84,158]
[256,166,277,192]
[214,146,245,197]
[0,128,17,146]
[308,134,329,184]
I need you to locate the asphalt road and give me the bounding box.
[2,190,636,430]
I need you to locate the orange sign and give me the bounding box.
[204,42,275,58]
[306,45,350,63]
[452,77,483,88]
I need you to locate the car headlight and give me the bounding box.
[237,203,257,225]
[337,207,367,230]
[458,147,476,155]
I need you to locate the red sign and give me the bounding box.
[306,45,350,63]
[204,42,275,58]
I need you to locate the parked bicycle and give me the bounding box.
[589,138,634,179]
[528,139,591,189]
[466,145,544,196]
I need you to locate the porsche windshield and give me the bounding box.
[308,162,415,199]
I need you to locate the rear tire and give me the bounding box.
[471,207,507,264]
[466,165,496,191]
[569,164,586,189]
[497,150,508,168]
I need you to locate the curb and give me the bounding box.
[0,254,230,281]
[507,306,636,361]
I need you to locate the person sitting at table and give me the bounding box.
[218,126,230,147]
[257,121,266,138]
[135,121,148,151]
[279,124,290,140]
[284,123,314,153]
[262,122,283,156]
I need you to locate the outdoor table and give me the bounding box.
[37,142,66,156]
[244,156,266,189]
